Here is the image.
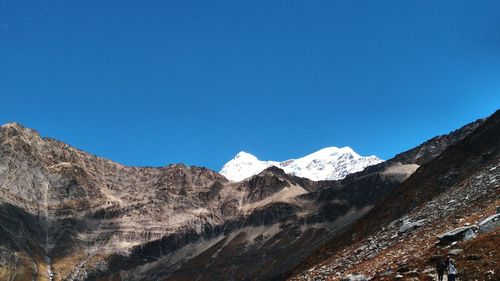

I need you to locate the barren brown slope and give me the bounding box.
[289,110,500,279]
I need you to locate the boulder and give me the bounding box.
[341,274,368,281]
[405,270,420,277]
[466,255,482,260]
[397,265,411,273]
[437,226,477,245]
[478,213,499,234]
[398,219,426,234]
[448,248,463,255]
[429,255,444,262]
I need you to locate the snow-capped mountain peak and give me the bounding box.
[219,147,383,182]
[219,151,278,182]
[234,151,258,160]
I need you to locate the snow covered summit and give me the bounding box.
[219,147,383,182]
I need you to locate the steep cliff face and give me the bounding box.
[0,114,487,281]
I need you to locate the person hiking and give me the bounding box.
[446,256,458,281]
[435,258,446,281]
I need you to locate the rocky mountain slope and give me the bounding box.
[220,147,383,182]
[0,111,492,281]
[288,110,500,280]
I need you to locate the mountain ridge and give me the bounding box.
[220,146,383,182]
[0,113,493,281]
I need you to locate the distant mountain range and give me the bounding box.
[220,147,383,182]
[0,110,497,281]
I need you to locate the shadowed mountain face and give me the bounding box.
[0,114,488,281]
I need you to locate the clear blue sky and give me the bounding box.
[1,1,499,170]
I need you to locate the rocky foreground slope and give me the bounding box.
[0,111,494,281]
[289,110,500,280]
